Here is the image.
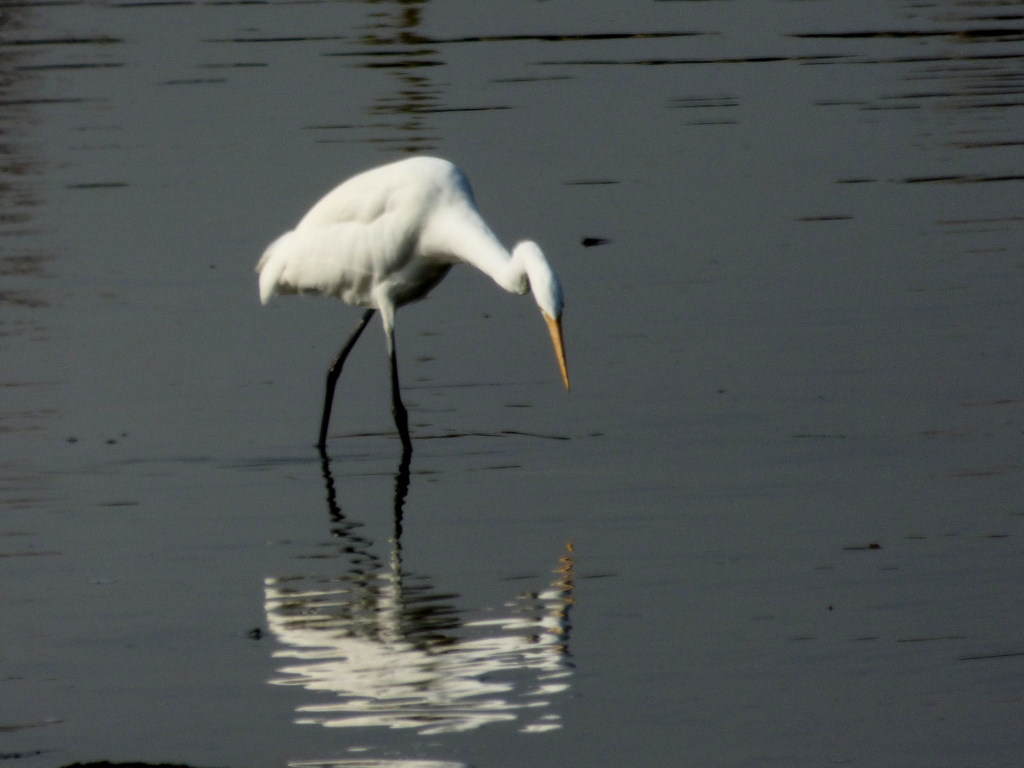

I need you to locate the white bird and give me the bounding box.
[257,156,569,454]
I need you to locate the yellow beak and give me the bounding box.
[543,312,570,391]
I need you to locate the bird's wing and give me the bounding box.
[258,215,416,305]
[295,158,451,230]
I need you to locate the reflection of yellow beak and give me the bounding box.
[543,312,570,391]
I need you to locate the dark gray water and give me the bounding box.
[2,1,1023,766]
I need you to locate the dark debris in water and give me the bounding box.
[490,75,573,83]
[959,651,1024,661]
[848,52,1024,66]
[113,1,195,6]
[842,542,882,551]
[198,62,267,68]
[364,60,443,70]
[501,429,570,441]
[901,174,1024,184]
[1,752,50,761]
[414,105,511,113]
[1,36,122,46]
[539,55,847,67]
[206,34,346,43]
[0,721,60,733]
[17,62,124,71]
[325,48,434,58]
[793,28,1024,41]
[160,78,227,85]
[953,140,1024,149]
[581,236,610,247]
[0,97,92,106]
[425,31,706,44]
[669,95,739,109]
[66,182,128,189]
[413,429,569,441]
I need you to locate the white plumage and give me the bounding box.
[257,156,569,453]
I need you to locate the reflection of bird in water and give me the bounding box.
[256,156,569,454]
[263,453,575,735]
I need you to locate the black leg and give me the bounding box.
[317,309,375,451]
[388,332,413,455]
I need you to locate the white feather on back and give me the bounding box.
[257,158,466,306]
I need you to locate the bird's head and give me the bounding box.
[513,241,569,391]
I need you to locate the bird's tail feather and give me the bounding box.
[256,237,288,305]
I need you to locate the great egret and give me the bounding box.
[257,156,569,453]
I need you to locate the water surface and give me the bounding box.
[1,1,1022,766]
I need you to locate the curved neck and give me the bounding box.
[421,206,529,295]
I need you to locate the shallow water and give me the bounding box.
[1,1,1023,766]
